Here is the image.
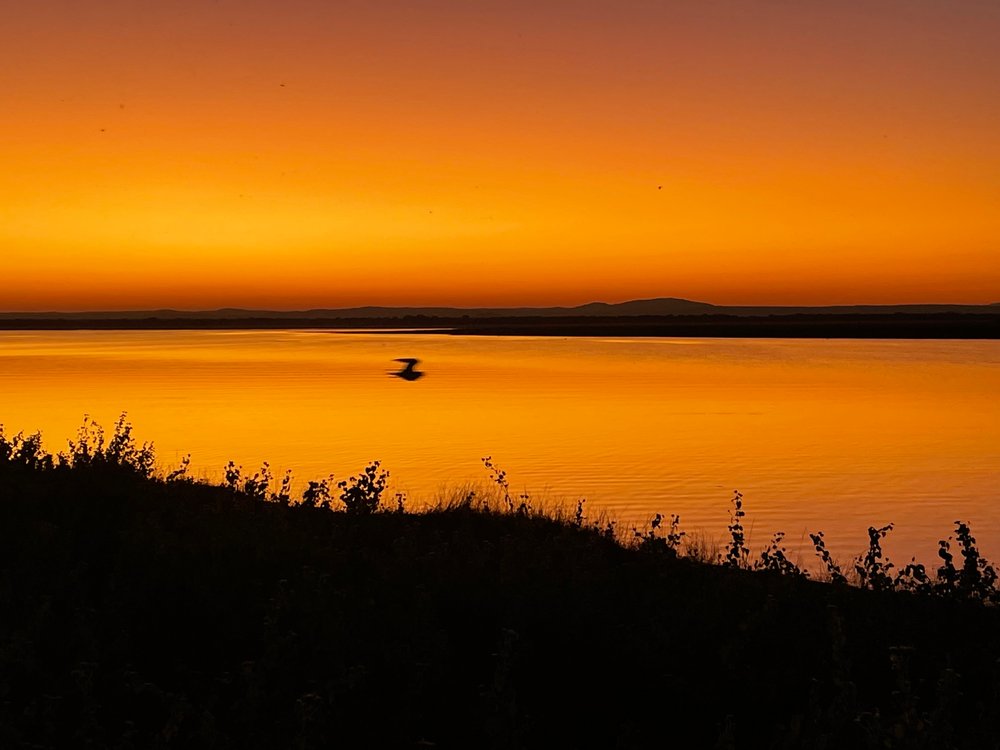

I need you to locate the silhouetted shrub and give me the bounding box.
[894,558,933,594]
[936,521,998,602]
[104,412,156,477]
[955,520,998,600]
[633,513,686,558]
[221,460,292,503]
[665,513,685,552]
[0,427,52,471]
[757,531,806,577]
[855,524,895,592]
[273,468,293,505]
[63,414,105,467]
[56,413,156,476]
[722,490,749,569]
[482,455,515,512]
[810,532,847,585]
[242,461,273,501]
[301,476,334,508]
[337,461,389,515]
[166,453,192,482]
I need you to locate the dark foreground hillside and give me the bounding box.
[2,468,1000,749]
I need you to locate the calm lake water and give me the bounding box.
[1,330,998,566]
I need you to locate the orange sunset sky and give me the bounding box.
[2,0,998,310]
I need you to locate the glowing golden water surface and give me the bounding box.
[1,331,997,566]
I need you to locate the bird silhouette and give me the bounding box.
[390,358,425,381]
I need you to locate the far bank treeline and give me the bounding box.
[2,415,1000,748]
[0,312,998,338]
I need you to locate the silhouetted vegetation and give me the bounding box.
[2,416,1000,748]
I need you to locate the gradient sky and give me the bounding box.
[2,0,999,310]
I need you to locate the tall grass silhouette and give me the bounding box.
[2,413,998,602]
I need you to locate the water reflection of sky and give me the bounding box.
[1,331,997,568]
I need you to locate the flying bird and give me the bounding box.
[390,358,425,381]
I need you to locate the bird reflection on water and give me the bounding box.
[390,358,425,381]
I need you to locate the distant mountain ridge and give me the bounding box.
[0,297,997,320]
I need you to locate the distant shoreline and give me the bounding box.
[0,312,998,339]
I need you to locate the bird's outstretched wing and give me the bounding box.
[394,358,419,374]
